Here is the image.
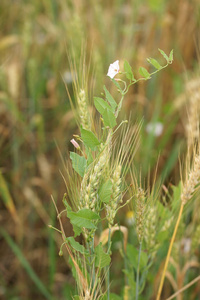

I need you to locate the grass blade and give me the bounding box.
[1,229,53,300]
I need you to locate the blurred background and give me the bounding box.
[0,0,200,299]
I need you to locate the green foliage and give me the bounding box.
[70,152,87,177]
[2,0,199,298]
[85,145,93,165]
[80,127,100,150]
[63,200,82,237]
[94,97,112,115]
[126,244,148,270]
[102,108,117,128]
[139,67,151,79]
[171,181,182,212]
[103,86,117,111]
[158,49,169,62]
[124,60,135,81]
[147,58,162,70]
[157,230,169,243]
[95,243,111,268]
[66,237,89,255]
[111,78,123,93]
[94,96,117,127]
[61,49,176,299]
[68,207,100,230]
[158,49,173,64]
[99,179,113,203]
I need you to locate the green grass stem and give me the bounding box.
[136,242,142,300]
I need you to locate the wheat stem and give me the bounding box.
[156,203,184,300]
[136,242,142,300]
[107,228,112,300]
[166,275,200,300]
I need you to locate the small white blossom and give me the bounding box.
[146,122,163,137]
[107,60,120,79]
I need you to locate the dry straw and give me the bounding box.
[156,145,200,300]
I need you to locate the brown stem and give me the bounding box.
[156,203,184,300]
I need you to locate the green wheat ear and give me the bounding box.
[77,89,91,130]
[135,187,146,243]
[105,164,122,227]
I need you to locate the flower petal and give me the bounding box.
[107,60,120,78]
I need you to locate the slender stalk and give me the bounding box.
[166,275,200,300]
[91,236,95,286]
[156,203,184,300]
[115,95,124,117]
[107,228,112,300]
[91,236,97,297]
[136,242,142,300]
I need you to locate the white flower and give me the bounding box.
[146,122,163,137]
[107,60,120,79]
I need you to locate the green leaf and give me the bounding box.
[111,78,123,93]
[126,244,148,270]
[99,179,112,203]
[81,127,100,150]
[70,152,86,177]
[147,58,162,70]
[63,199,82,237]
[157,230,169,243]
[68,208,100,230]
[102,108,117,128]
[171,181,182,212]
[124,60,135,81]
[85,145,93,166]
[158,48,169,62]
[139,251,148,269]
[122,269,136,293]
[94,97,111,115]
[139,67,151,79]
[95,243,111,268]
[66,237,89,255]
[73,224,82,237]
[169,49,173,63]
[126,243,138,269]
[103,86,117,111]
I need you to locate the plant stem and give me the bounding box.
[156,203,184,300]
[91,235,97,296]
[136,242,142,300]
[107,228,112,300]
